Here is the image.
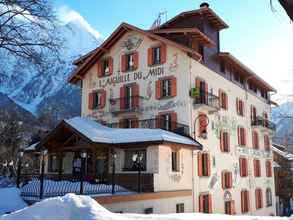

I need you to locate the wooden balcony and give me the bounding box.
[251,116,276,133]
[193,91,219,113]
[109,96,144,114]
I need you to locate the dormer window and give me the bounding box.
[103,59,110,75]
[121,52,138,72]
[97,57,113,77]
[126,53,134,70]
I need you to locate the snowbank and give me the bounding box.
[0,176,14,188]
[0,187,27,215]
[0,193,290,220]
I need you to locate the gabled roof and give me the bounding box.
[159,7,228,31]
[68,22,202,84]
[36,117,202,149]
[218,52,276,92]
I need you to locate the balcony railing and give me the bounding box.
[251,116,276,131]
[109,96,144,114]
[108,118,190,137]
[193,91,219,110]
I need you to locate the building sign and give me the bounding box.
[98,66,165,88]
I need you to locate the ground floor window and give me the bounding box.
[123,149,146,171]
[171,150,180,172]
[199,194,212,213]
[255,188,263,209]
[176,203,184,213]
[266,188,272,207]
[241,190,250,213]
[48,154,58,172]
[225,200,235,215]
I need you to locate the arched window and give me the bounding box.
[266,188,272,207]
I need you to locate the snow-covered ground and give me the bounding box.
[0,187,27,215]
[0,194,290,220]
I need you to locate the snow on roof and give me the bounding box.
[1,194,284,220]
[272,146,293,161]
[24,142,39,151]
[65,117,201,148]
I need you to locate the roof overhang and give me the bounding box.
[159,7,228,31]
[279,0,293,21]
[150,27,216,48]
[68,22,202,85]
[218,52,276,92]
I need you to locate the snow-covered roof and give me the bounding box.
[25,142,39,152]
[272,146,293,161]
[65,117,201,148]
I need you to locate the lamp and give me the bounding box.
[80,151,87,159]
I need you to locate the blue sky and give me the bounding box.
[54,0,293,103]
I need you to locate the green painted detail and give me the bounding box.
[190,87,200,98]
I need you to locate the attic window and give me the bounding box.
[103,59,110,75]
[153,47,161,65]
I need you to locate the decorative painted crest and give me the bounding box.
[121,35,143,51]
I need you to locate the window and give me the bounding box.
[252,131,259,149]
[266,188,272,207]
[123,149,146,171]
[255,188,263,209]
[156,112,177,131]
[264,135,270,151]
[241,190,250,213]
[236,98,244,116]
[162,78,171,97]
[220,61,226,73]
[119,118,138,128]
[176,203,184,213]
[220,131,230,152]
[156,77,177,99]
[239,157,248,177]
[219,90,228,110]
[97,57,113,77]
[198,153,211,177]
[172,150,179,172]
[144,208,153,214]
[195,79,208,104]
[199,194,212,213]
[237,127,246,146]
[266,160,272,177]
[221,171,233,189]
[120,83,139,110]
[121,52,138,72]
[88,90,106,110]
[225,200,235,215]
[253,159,261,177]
[250,105,257,123]
[48,154,58,172]
[198,113,208,138]
[148,44,166,66]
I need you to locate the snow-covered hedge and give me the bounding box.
[0,194,290,220]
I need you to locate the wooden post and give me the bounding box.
[39,155,45,200]
[111,149,116,194]
[58,153,63,181]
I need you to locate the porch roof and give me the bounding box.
[63,117,202,148]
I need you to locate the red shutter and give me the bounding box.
[221,172,225,189]
[253,160,257,177]
[120,86,125,110]
[208,194,212,213]
[171,77,177,97]
[132,83,139,108]
[108,57,113,75]
[199,195,204,212]
[241,191,245,213]
[133,52,139,70]
[198,153,203,177]
[170,112,177,130]
[207,153,211,176]
[160,44,167,64]
[99,90,106,109]
[155,114,162,128]
[121,54,127,72]
[243,128,246,146]
[88,92,94,110]
[195,78,201,89]
[236,98,239,114]
[97,61,103,77]
[220,131,224,152]
[229,172,233,188]
[227,133,230,152]
[147,48,153,66]
[231,200,235,215]
[237,127,241,145]
[131,117,139,128]
[155,80,162,100]
[224,93,228,110]
[119,119,126,128]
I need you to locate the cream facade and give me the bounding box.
[69,5,276,216]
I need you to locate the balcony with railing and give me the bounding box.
[108,118,190,137]
[193,91,220,112]
[251,116,276,132]
[109,96,144,114]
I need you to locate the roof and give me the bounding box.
[24,142,40,152]
[272,145,293,161]
[279,0,293,21]
[64,117,201,148]
[68,22,202,84]
[159,7,228,31]
[150,27,216,48]
[218,52,276,92]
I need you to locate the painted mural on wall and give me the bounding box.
[164,150,185,183]
[212,113,237,139]
[208,172,219,189]
[169,53,178,72]
[120,35,143,51]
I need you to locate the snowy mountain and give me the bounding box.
[0,17,103,117]
[272,102,293,151]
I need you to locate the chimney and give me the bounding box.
[200,2,210,8]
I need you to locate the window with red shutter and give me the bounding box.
[131,83,140,108]
[254,159,261,177]
[239,158,248,177]
[198,152,210,177]
[199,194,212,213]
[236,98,244,116]
[155,80,162,100]
[219,90,228,110]
[238,127,246,146]
[222,171,232,189]
[251,105,257,123]
[252,131,259,149]
[88,90,106,110]
[157,111,177,131]
[98,57,113,77]
[88,92,94,110]
[266,160,272,177]
[241,190,250,213]
[255,188,263,209]
[220,130,230,152]
[264,135,270,151]
[225,200,235,215]
[170,77,177,97]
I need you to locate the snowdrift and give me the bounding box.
[0,194,290,220]
[0,187,27,215]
